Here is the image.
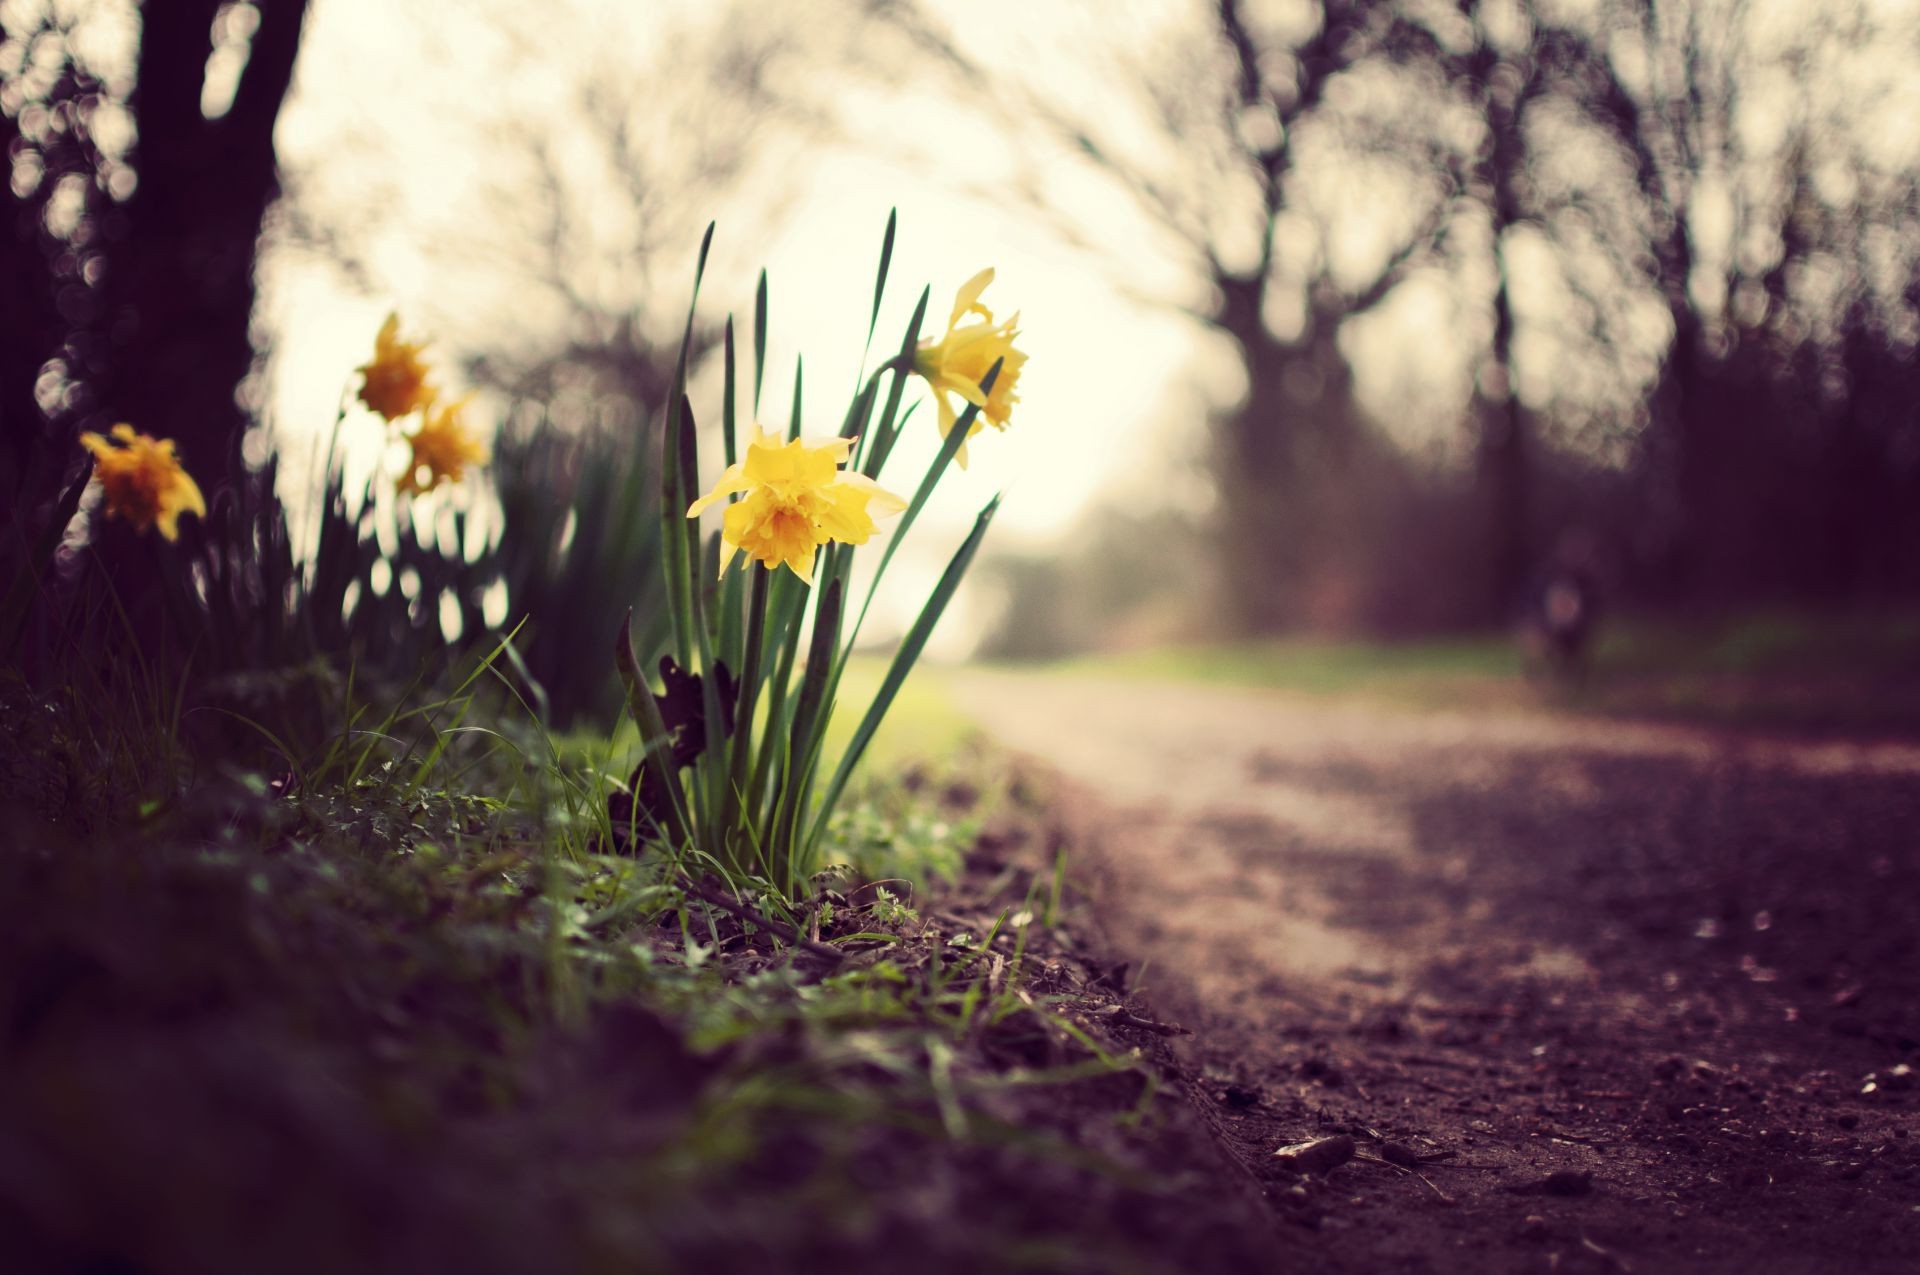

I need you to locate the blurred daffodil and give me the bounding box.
[398,395,487,495]
[79,424,206,541]
[357,313,435,420]
[688,427,905,583]
[911,268,1026,467]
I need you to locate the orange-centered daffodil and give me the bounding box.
[688,427,906,584]
[357,313,435,421]
[398,394,487,495]
[79,424,207,541]
[910,267,1027,467]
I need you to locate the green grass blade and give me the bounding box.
[726,567,771,847]
[773,576,843,891]
[723,316,739,468]
[3,459,93,656]
[839,379,877,442]
[789,355,804,441]
[753,268,769,416]
[860,286,930,480]
[869,208,896,346]
[849,358,1000,652]
[809,494,1001,851]
[661,224,715,666]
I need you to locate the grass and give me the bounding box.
[1024,608,1920,736]
[1050,634,1521,702]
[0,647,1264,1272]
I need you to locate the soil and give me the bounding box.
[958,671,1920,1273]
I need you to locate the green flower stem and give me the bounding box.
[726,566,770,844]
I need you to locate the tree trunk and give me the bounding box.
[1215,311,1365,634]
[88,0,309,652]
[107,0,310,484]
[1476,201,1529,622]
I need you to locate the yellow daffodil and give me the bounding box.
[79,424,206,541]
[357,313,435,421]
[688,427,906,583]
[911,267,1027,467]
[398,394,487,495]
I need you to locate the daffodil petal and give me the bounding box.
[950,268,994,328]
[689,460,750,517]
[834,471,906,517]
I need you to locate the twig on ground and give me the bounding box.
[1352,1152,1459,1206]
[682,878,846,964]
[1089,1004,1191,1036]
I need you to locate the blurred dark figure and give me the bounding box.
[1520,530,1603,685]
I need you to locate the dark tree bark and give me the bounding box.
[1461,9,1544,622]
[108,0,310,483]
[0,2,311,656]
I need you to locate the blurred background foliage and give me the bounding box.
[2,0,1916,722]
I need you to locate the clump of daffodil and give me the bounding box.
[356,313,435,421]
[911,267,1027,466]
[398,394,488,495]
[687,427,905,583]
[79,424,207,541]
[616,216,1012,904]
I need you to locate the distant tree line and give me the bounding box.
[890,0,1920,633]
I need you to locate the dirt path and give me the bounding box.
[956,671,1920,1273]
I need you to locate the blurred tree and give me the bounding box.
[1425,0,1554,622]
[3,0,308,655]
[880,0,1461,632]
[1559,0,1920,602]
[113,0,306,475]
[2,0,306,490]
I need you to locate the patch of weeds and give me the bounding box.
[0,692,1274,1273]
[823,746,1003,889]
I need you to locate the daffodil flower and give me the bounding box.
[398,394,487,495]
[79,424,207,541]
[688,427,906,583]
[357,313,435,421]
[911,268,1027,467]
